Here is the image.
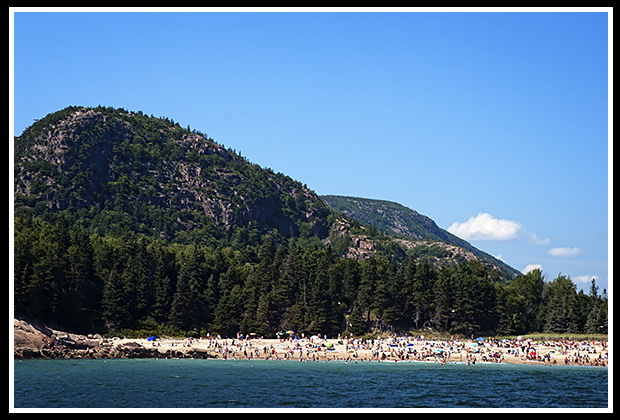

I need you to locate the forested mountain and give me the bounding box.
[321,195,521,278]
[14,106,330,245]
[13,106,607,337]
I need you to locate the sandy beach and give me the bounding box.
[111,334,608,367]
[13,318,608,366]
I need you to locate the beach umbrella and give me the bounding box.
[476,337,485,341]
[147,336,156,341]
[285,330,295,335]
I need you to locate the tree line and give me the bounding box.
[14,216,608,338]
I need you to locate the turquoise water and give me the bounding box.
[13,359,608,409]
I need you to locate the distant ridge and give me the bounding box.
[320,195,521,278]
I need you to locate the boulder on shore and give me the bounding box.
[13,318,216,359]
[14,317,111,359]
[14,317,55,353]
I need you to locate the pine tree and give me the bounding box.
[212,284,242,337]
[254,292,272,337]
[102,266,132,330]
[273,242,300,330]
[168,246,205,331]
[357,257,378,322]
[307,250,332,335]
[383,262,405,328]
[432,267,452,331]
[122,242,152,323]
[66,228,100,314]
[151,252,173,324]
[585,279,608,333]
[543,274,579,333]
[256,237,276,295]
[408,259,436,330]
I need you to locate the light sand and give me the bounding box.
[114,335,609,366]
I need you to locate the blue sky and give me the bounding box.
[11,9,611,292]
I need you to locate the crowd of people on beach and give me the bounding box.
[146,332,608,366]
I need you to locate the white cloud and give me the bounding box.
[522,264,543,274]
[528,232,550,245]
[448,212,522,241]
[547,246,583,258]
[573,275,598,284]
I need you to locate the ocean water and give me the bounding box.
[13,358,608,409]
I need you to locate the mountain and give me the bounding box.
[13,106,519,279]
[321,195,521,278]
[14,106,330,245]
[15,105,548,337]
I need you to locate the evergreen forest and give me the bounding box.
[14,216,608,338]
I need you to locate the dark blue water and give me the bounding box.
[13,359,608,408]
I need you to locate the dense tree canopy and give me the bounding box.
[14,216,607,337]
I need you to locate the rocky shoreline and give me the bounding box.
[13,318,214,360]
